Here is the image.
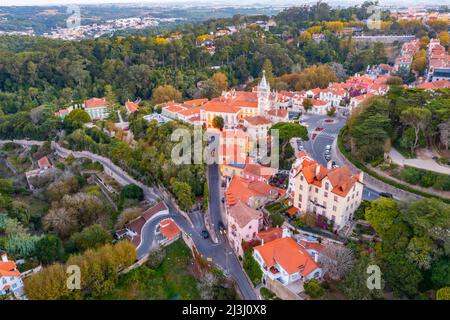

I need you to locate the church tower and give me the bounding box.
[257,70,271,115]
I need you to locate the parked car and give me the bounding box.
[379,192,393,199]
[201,230,210,239]
[218,221,225,233]
[325,144,332,150]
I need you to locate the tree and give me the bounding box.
[0,178,14,195]
[115,207,142,229]
[319,243,354,281]
[35,234,64,264]
[24,264,70,300]
[172,181,194,212]
[436,287,450,300]
[212,115,224,130]
[400,107,432,155]
[302,99,313,113]
[304,279,324,299]
[364,197,399,239]
[121,184,144,201]
[64,109,91,125]
[431,258,450,288]
[439,32,449,47]
[340,254,384,300]
[42,207,78,239]
[151,85,182,105]
[68,224,112,253]
[243,250,262,286]
[146,246,166,269]
[262,58,274,85]
[211,72,228,92]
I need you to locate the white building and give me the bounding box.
[84,97,110,120]
[0,251,24,298]
[287,153,364,230]
[253,236,322,287]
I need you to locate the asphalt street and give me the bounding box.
[298,114,381,201]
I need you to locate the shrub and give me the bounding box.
[400,167,422,185]
[304,279,324,299]
[243,250,262,286]
[121,184,144,201]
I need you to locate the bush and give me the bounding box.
[436,287,450,300]
[146,246,166,269]
[121,184,144,201]
[304,279,324,299]
[400,167,422,185]
[243,250,262,286]
[260,287,279,300]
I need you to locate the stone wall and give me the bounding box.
[265,277,302,300]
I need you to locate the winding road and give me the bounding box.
[0,139,258,300]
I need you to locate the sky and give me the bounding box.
[0,0,448,6]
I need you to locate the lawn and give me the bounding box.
[101,239,202,300]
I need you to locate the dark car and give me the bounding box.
[379,192,393,199]
[218,221,225,233]
[201,230,209,239]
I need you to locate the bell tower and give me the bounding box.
[257,70,270,115]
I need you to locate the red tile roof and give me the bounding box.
[256,228,283,243]
[228,201,262,228]
[416,80,450,90]
[84,97,107,109]
[254,237,319,277]
[125,101,139,113]
[244,115,272,126]
[159,218,181,240]
[0,260,20,278]
[225,176,283,206]
[37,156,51,169]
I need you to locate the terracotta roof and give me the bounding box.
[254,237,319,277]
[257,228,283,243]
[159,218,181,239]
[244,115,272,126]
[292,155,361,197]
[416,80,450,90]
[183,98,208,107]
[244,163,277,179]
[84,97,107,109]
[37,156,51,169]
[226,176,282,206]
[267,109,288,118]
[125,101,139,113]
[0,260,20,278]
[228,201,262,228]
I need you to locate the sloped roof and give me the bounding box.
[254,237,319,277]
[228,201,262,228]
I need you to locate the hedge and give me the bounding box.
[337,128,450,204]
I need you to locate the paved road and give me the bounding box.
[390,148,450,175]
[299,114,381,201]
[2,139,257,299]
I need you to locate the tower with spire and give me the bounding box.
[257,70,271,115]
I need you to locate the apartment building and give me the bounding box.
[287,153,364,230]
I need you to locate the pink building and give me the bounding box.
[227,201,263,257]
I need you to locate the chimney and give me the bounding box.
[315,165,321,177]
[261,239,264,246]
[314,252,319,263]
[1,251,8,263]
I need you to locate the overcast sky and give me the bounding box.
[0,0,448,7]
